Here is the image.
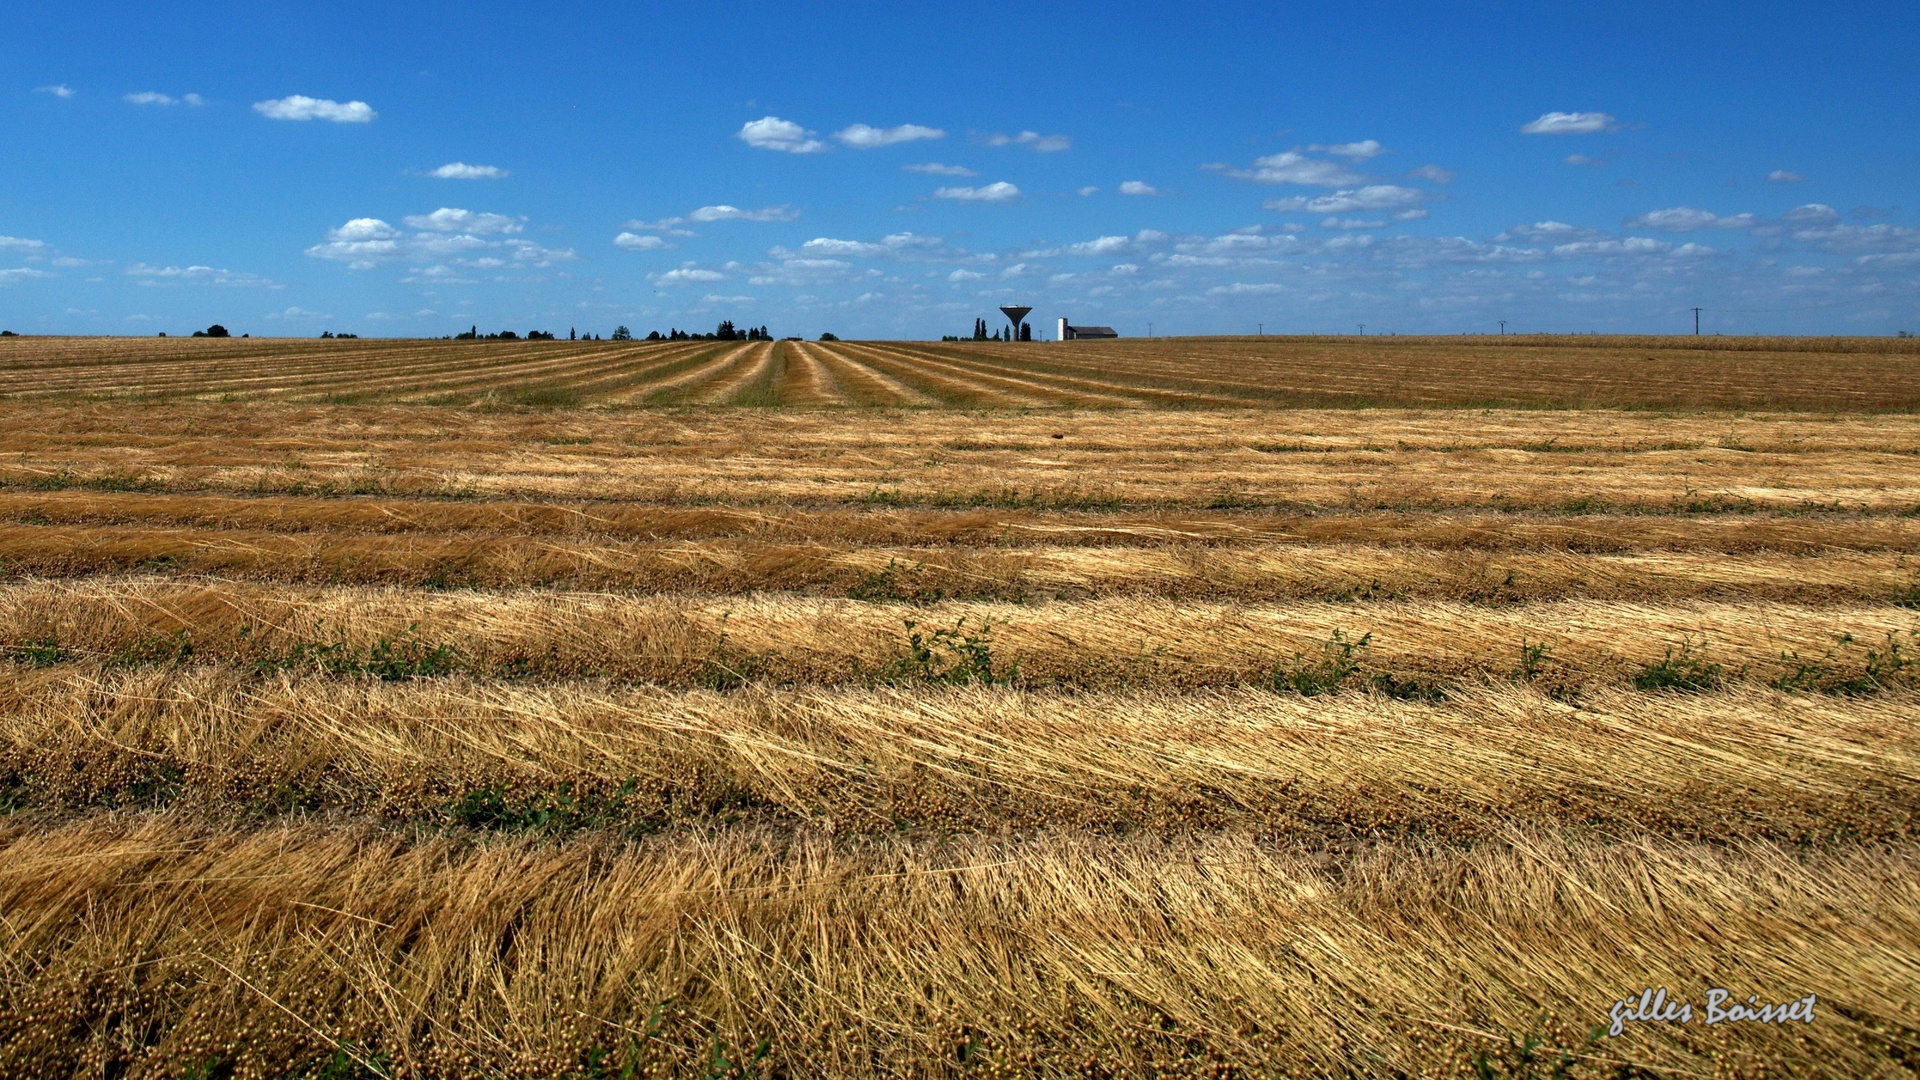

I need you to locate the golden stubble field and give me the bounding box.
[0,334,1916,1079]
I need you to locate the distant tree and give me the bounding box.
[715,320,738,341]
[1019,323,1031,341]
[320,331,334,339]
[819,332,839,341]
[204,324,230,338]
[498,330,520,341]
[611,326,633,341]
[456,326,478,340]
[0,330,16,338]
[527,330,556,341]
[569,327,576,341]
[646,330,661,341]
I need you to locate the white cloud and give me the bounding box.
[613,232,668,251]
[654,267,726,283]
[1311,139,1384,160]
[253,95,376,122]
[1520,111,1615,135]
[905,162,977,176]
[835,123,944,148]
[1265,185,1422,213]
[1782,203,1840,225]
[1494,221,1605,244]
[1110,263,1139,275]
[1767,170,1805,183]
[701,294,757,304]
[981,130,1072,152]
[1550,237,1668,256]
[801,238,886,257]
[429,162,507,179]
[306,214,571,269]
[933,182,1020,202]
[1224,151,1365,187]
[1564,154,1602,166]
[948,269,985,281]
[0,236,46,251]
[0,268,55,284]
[688,204,798,223]
[35,85,75,99]
[737,116,825,153]
[1118,180,1157,196]
[1395,208,1429,221]
[1408,165,1455,183]
[1789,223,1920,253]
[125,263,280,287]
[1321,218,1385,230]
[1077,186,1099,196]
[1208,282,1286,295]
[402,208,522,234]
[1068,236,1132,256]
[1627,207,1755,232]
[125,92,203,107]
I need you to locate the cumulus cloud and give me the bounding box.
[125,263,280,287]
[1782,203,1840,225]
[933,182,1020,202]
[306,213,572,270]
[800,238,886,257]
[1068,236,1132,256]
[613,232,668,251]
[0,267,55,284]
[835,123,944,148]
[1788,222,1920,253]
[1549,237,1668,256]
[654,267,727,284]
[1076,186,1099,196]
[1223,151,1366,187]
[1626,207,1756,232]
[0,236,46,251]
[1118,181,1157,196]
[981,130,1072,152]
[1311,140,1384,160]
[947,269,985,281]
[1493,221,1607,244]
[1520,111,1615,135]
[1408,165,1455,183]
[429,162,507,179]
[737,116,825,153]
[904,163,977,176]
[1768,170,1805,183]
[35,85,75,99]
[1321,218,1385,230]
[125,91,203,107]
[253,95,376,122]
[402,208,522,234]
[687,204,798,223]
[1265,185,1422,213]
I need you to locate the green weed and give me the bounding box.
[1634,640,1723,692]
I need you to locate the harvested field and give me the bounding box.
[4,332,1919,408]
[0,336,1916,1078]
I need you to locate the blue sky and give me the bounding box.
[3,0,1916,339]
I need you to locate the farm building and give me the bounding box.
[1058,319,1118,341]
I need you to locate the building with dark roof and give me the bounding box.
[1057,319,1119,341]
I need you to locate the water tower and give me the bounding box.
[999,305,1032,342]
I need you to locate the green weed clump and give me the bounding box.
[251,623,461,680]
[1272,630,1370,696]
[869,617,1013,686]
[1634,640,1723,693]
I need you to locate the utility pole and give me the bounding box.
[1147,321,1153,338]
[1356,324,1365,336]
[1692,307,1702,335]
[1499,320,1506,335]
[1257,322,1263,336]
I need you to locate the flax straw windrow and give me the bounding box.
[2,338,1918,1077]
